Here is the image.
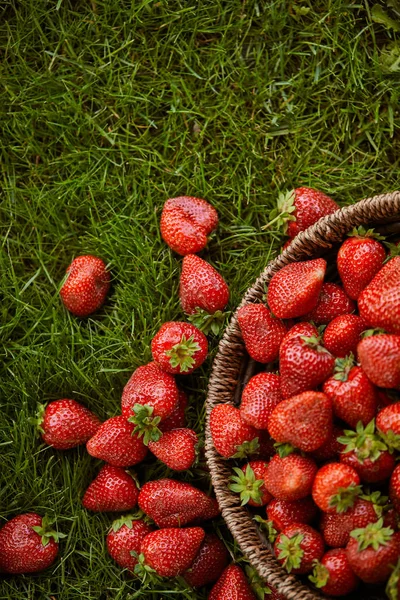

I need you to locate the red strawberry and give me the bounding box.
[274,523,324,574]
[151,322,208,375]
[160,196,218,256]
[37,399,101,450]
[86,416,148,467]
[320,497,379,548]
[358,256,400,333]
[266,497,317,532]
[160,389,187,432]
[138,479,219,528]
[148,428,198,471]
[237,304,287,364]
[183,533,228,587]
[240,373,282,430]
[229,461,271,507]
[210,404,260,459]
[268,391,333,453]
[82,465,139,512]
[209,564,257,600]
[377,404,400,451]
[346,518,400,583]
[390,464,400,512]
[323,314,367,358]
[0,514,64,573]
[309,548,359,596]
[304,283,355,325]
[312,425,344,462]
[280,321,318,349]
[312,463,361,514]
[60,255,110,317]
[106,515,152,571]
[358,334,400,388]
[337,227,386,300]
[265,454,318,502]
[139,527,205,577]
[267,258,327,319]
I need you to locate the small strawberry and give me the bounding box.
[274,523,324,574]
[358,256,400,333]
[86,416,148,467]
[267,258,327,319]
[160,196,218,256]
[377,404,400,451]
[159,389,188,433]
[139,527,205,577]
[312,463,361,514]
[0,514,65,573]
[240,373,282,430]
[229,461,271,506]
[82,465,139,512]
[36,399,101,450]
[151,322,208,375]
[309,548,359,596]
[311,425,344,462]
[265,454,318,502]
[210,404,260,459]
[148,428,198,471]
[304,283,355,325]
[209,564,257,600]
[183,533,228,588]
[323,314,367,358]
[390,464,400,512]
[268,391,333,453]
[60,255,110,317]
[106,515,152,571]
[320,496,380,548]
[237,304,287,364]
[358,333,400,388]
[266,497,317,532]
[337,227,386,300]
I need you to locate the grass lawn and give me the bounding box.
[0,1,399,598]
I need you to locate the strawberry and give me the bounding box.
[139,527,205,577]
[229,461,271,506]
[160,196,218,256]
[320,497,379,548]
[209,564,257,600]
[138,478,219,528]
[82,464,139,512]
[121,362,179,444]
[36,399,101,450]
[106,515,152,571]
[323,355,377,428]
[160,389,187,433]
[183,533,228,587]
[311,425,344,462]
[346,518,400,584]
[148,428,198,471]
[86,416,148,467]
[60,255,110,317]
[323,314,367,358]
[0,514,65,573]
[358,256,400,333]
[358,333,400,388]
[240,373,282,430]
[268,391,333,453]
[267,258,326,319]
[337,227,386,300]
[151,322,208,375]
[280,321,318,349]
[312,463,361,514]
[390,465,400,512]
[237,304,287,364]
[265,454,318,502]
[377,404,400,451]
[266,497,317,532]
[274,523,324,574]
[309,548,359,596]
[304,283,355,325]
[210,404,260,459]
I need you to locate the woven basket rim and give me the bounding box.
[205,191,400,600]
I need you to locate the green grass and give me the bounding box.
[0,0,399,598]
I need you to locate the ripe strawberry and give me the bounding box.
[139,527,205,577]
[209,564,257,600]
[240,373,282,430]
[304,283,355,325]
[82,465,139,512]
[0,514,64,573]
[106,515,152,571]
[377,404,400,451]
[60,255,110,317]
[311,425,344,462]
[312,463,361,513]
[268,391,332,453]
[36,399,101,450]
[320,497,379,548]
[274,523,324,574]
[390,464,400,512]
[346,518,400,584]
[229,461,271,506]
[267,258,326,319]
[210,404,260,459]
[86,416,148,467]
[183,533,228,587]
[151,322,208,375]
[138,479,219,528]
[265,454,318,502]
[266,497,317,532]
[358,256,400,333]
[160,196,218,256]
[280,321,318,349]
[358,333,400,388]
[309,548,359,596]
[160,389,187,432]
[237,304,286,364]
[148,428,198,471]
[323,314,367,358]
[337,227,386,300]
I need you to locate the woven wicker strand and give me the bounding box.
[205,191,400,600]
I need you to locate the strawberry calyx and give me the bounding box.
[31,403,46,435]
[164,334,201,373]
[274,442,296,458]
[245,564,274,598]
[133,552,160,585]
[110,511,149,533]
[232,437,260,459]
[338,420,388,463]
[360,490,389,519]
[350,517,394,551]
[229,465,264,505]
[378,428,400,453]
[384,241,400,262]
[128,404,162,445]
[254,515,278,542]
[300,335,331,355]
[31,515,66,547]
[262,190,296,234]
[360,327,387,339]
[276,532,305,573]
[332,353,355,382]
[328,484,362,513]
[347,226,385,241]
[309,560,330,588]
[187,308,228,336]
[386,557,400,600]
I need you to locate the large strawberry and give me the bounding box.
[237,304,286,363]
[86,416,148,467]
[36,399,101,450]
[151,322,208,375]
[240,373,282,430]
[312,463,361,513]
[265,454,318,502]
[106,515,152,571]
[304,283,355,325]
[209,564,257,600]
[160,389,187,432]
[82,464,139,512]
[320,496,380,548]
[267,258,326,319]
[148,428,198,471]
[183,533,228,588]
[358,333,400,388]
[160,196,218,256]
[323,314,367,358]
[358,256,400,333]
[309,548,359,596]
[210,404,260,458]
[139,527,205,577]
[377,404,400,451]
[60,255,110,317]
[266,497,317,532]
[274,523,324,574]
[230,461,271,506]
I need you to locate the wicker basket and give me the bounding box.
[205,191,400,600]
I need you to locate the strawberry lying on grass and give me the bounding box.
[60,254,110,317]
